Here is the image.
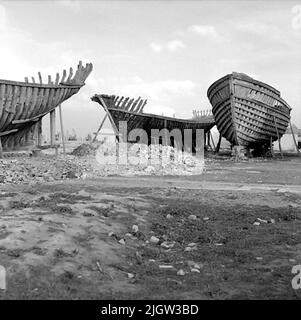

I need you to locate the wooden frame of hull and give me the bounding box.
[207,72,291,148]
[0,61,93,150]
[91,94,215,150]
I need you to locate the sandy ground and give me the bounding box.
[0,156,301,299]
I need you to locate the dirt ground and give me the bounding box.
[0,156,301,299]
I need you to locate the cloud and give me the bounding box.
[55,0,81,13]
[149,39,186,53]
[150,42,162,53]
[118,78,196,102]
[187,25,219,38]
[166,39,186,52]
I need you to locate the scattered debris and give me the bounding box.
[177,269,185,276]
[127,273,135,279]
[160,241,175,249]
[159,265,174,269]
[257,218,268,223]
[96,261,113,281]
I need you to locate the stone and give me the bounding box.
[159,265,174,269]
[188,215,197,221]
[161,241,175,249]
[253,222,260,226]
[191,268,200,273]
[188,243,197,247]
[132,225,139,233]
[150,236,160,244]
[118,239,126,245]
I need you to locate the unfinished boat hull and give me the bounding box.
[207,72,291,148]
[0,61,93,150]
[92,94,215,150]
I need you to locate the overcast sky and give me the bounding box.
[0,0,301,137]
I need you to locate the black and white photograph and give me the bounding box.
[0,0,301,306]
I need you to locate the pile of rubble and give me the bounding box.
[0,156,91,184]
[71,143,99,157]
[0,142,206,184]
[94,142,205,176]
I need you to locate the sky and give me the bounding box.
[0,0,301,138]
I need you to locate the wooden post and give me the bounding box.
[270,136,274,157]
[215,133,222,153]
[0,137,3,158]
[59,104,66,155]
[210,131,216,150]
[93,113,108,143]
[273,115,283,158]
[37,119,42,147]
[50,109,56,146]
[289,121,300,154]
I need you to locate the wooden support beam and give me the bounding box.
[215,133,222,153]
[273,115,283,159]
[37,119,42,147]
[50,109,56,146]
[93,113,108,143]
[270,136,274,158]
[59,104,66,155]
[210,131,216,149]
[0,129,18,137]
[98,96,119,138]
[289,121,300,154]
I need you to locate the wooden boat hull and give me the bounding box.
[0,61,93,150]
[92,94,215,150]
[207,72,291,148]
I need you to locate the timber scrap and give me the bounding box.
[91,94,215,149]
[0,61,93,151]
